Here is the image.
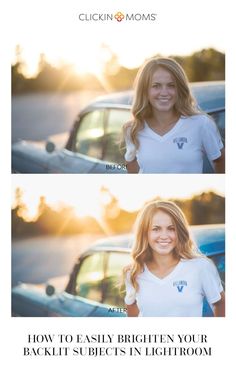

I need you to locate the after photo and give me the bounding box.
[12,174,225,317]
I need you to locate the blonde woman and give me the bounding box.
[124,201,225,317]
[123,57,224,173]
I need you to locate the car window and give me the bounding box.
[75,253,105,303]
[74,110,105,159]
[210,110,225,144]
[103,109,131,163]
[103,251,131,307]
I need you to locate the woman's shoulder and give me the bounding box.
[185,113,215,127]
[185,257,219,280]
[181,256,211,267]
[183,113,207,121]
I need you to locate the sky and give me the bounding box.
[12,174,225,220]
[10,0,226,76]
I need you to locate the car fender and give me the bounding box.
[12,141,51,173]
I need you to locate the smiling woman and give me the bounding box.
[123,57,225,174]
[124,200,225,317]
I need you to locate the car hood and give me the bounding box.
[13,131,69,150]
[13,274,69,295]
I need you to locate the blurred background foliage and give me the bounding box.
[12,187,225,238]
[12,46,225,94]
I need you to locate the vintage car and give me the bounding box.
[12,224,225,317]
[12,81,225,173]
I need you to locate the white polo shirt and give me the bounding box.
[124,258,223,317]
[124,115,223,173]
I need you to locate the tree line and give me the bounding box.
[12,187,225,238]
[12,47,225,94]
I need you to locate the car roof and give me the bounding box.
[89,224,225,257]
[190,81,225,112]
[83,81,225,113]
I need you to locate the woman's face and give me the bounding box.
[148,67,178,113]
[148,210,177,256]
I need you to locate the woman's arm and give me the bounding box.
[213,148,225,173]
[126,158,140,173]
[126,302,139,317]
[213,291,225,317]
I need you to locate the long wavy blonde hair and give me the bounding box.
[127,200,202,291]
[126,57,200,148]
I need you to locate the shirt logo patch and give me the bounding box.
[173,280,187,292]
[173,137,188,149]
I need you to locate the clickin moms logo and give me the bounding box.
[114,12,125,22]
[78,11,157,22]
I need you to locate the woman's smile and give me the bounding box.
[157,98,171,103]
